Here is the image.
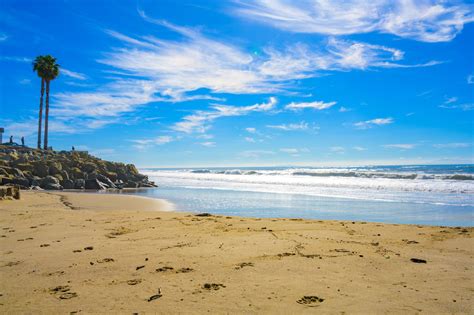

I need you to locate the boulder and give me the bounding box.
[11,177,30,189]
[124,181,139,188]
[32,162,49,177]
[0,185,20,200]
[85,179,107,190]
[82,162,97,173]
[61,179,75,189]
[43,183,63,190]
[74,179,85,189]
[29,176,42,187]
[40,175,59,189]
[48,162,62,175]
[97,174,116,189]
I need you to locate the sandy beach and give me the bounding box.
[0,191,473,314]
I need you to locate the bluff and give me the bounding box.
[0,145,156,190]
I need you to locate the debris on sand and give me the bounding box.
[147,288,162,302]
[297,296,325,305]
[410,258,427,263]
[202,283,225,290]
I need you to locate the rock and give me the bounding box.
[97,174,116,189]
[85,179,107,190]
[32,162,49,177]
[43,183,63,190]
[74,179,85,189]
[61,179,75,189]
[82,162,97,173]
[48,162,62,175]
[0,185,20,200]
[11,177,30,189]
[124,181,139,188]
[29,176,42,187]
[40,176,62,190]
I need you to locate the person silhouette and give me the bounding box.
[9,136,13,144]
[72,146,75,151]
[21,137,25,146]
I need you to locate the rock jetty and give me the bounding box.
[0,145,156,191]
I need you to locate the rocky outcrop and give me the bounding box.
[0,185,20,200]
[0,146,156,191]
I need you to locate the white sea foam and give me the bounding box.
[143,167,474,207]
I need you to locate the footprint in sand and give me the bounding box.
[49,285,78,300]
[156,266,174,272]
[127,279,142,285]
[202,283,226,290]
[297,296,325,305]
[235,262,254,269]
[176,267,194,273]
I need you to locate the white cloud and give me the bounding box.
[354,117,393,129]
[42,17,439,132]
[267,121,317,131]
[233,0,474,42]
[19,79,31,85]
[439,103,474,111]
[433,143,471,149]
[339,106,351,112]
[245,127,257,133]
[240,150,275,158]
[245,137,256,143]
[286,100,336,111]
[199,141,216,147]
[131,136,174,150]
[61,69,87,80]
[0,33,7,41]
[383,144,416,149]
[330,146,345,153]
[444,96,458,104]
[280,148,298,154]
[468,74,474,84]
[172,97,277,134]
[353,146,367,151]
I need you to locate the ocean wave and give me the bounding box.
[186,168,473,180]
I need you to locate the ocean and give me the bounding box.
[116,164,473,226]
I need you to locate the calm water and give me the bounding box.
[106,165,474,226]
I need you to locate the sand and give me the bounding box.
[0,191,472,314]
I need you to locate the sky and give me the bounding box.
[0,0,473,167]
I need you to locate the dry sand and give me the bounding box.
[0,191,472,314]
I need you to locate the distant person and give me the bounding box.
[21,137,25,146]
[72,146,75,151]
[9,136,13,144]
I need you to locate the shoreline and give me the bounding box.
[1,191,473,313]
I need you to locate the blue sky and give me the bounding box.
[1,0,473,167]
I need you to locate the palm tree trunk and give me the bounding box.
[43,80,50,150]
[37,78,45,149]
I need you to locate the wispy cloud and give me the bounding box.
[353,146,367,151]
[468,74,474,84]
[280,148,309,154]
[285,100,336,111]
[245,127,257,133]
[172,97,277,134]
[61,69,87,80]
[199,141,216,147]
[0,56,31,63]
[383,144,416,150]
[244,137,256,143]
[444,96,458,104]
[233,0,474,42]
[267,121,317,131]
[339,106,351,112]
[433,143,471,149]
[131,136,174,150]
[0,33,7,41]
[43,16,439,133]
[354,117,393,129]
[19,79,31,85]
[240,150,275,158]
[439,103,474,111]
[330,146,345,153]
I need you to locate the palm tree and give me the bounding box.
[41,55,60,150]
[33,56,48,149]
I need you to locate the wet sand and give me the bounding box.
[0,191,472,314]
